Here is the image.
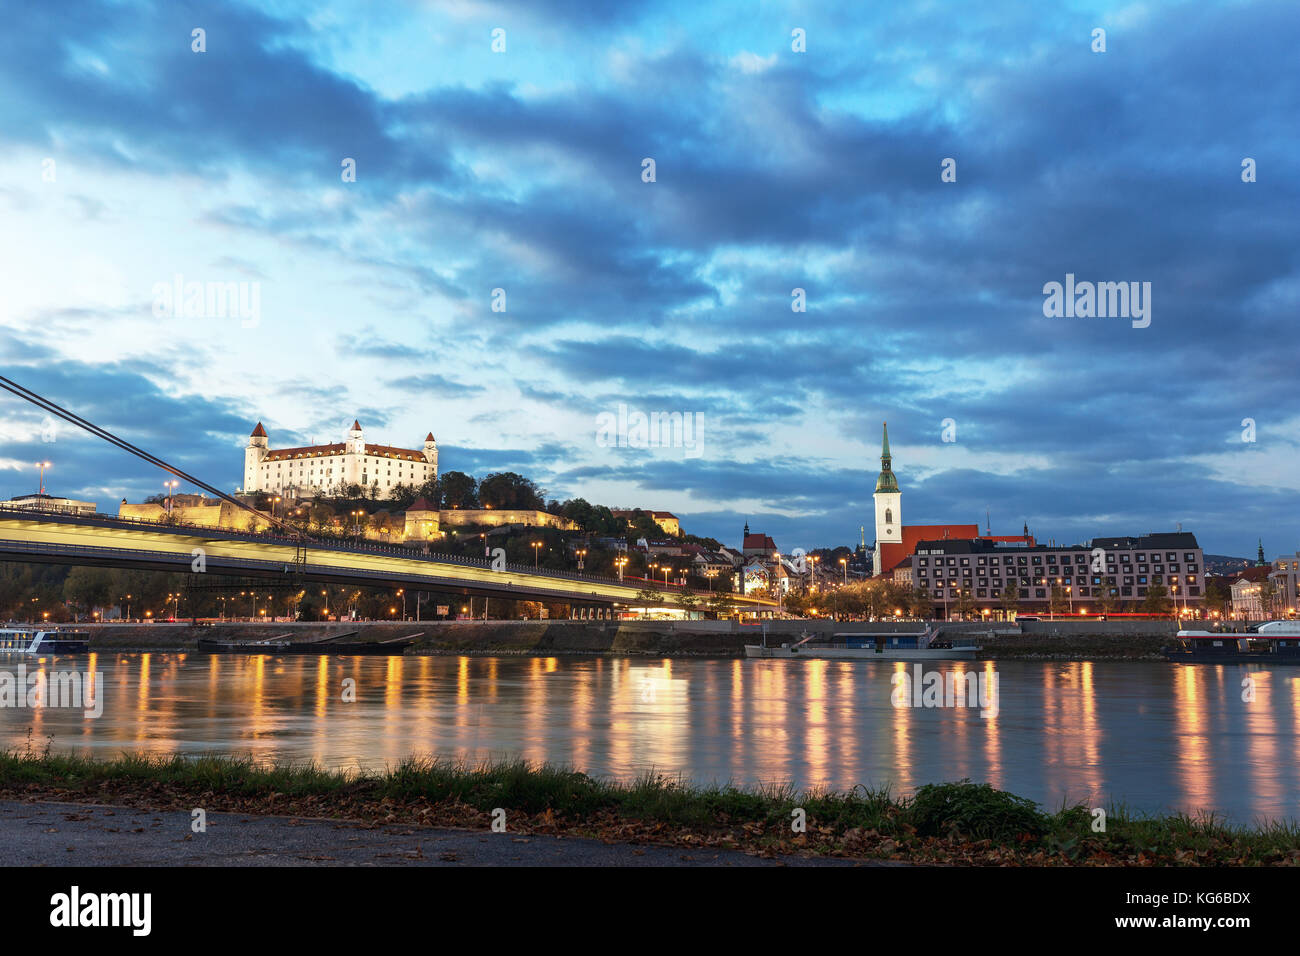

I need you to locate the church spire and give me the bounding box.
[1257,539,1266,566]
[874,422,899,493]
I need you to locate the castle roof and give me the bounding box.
[251,422,267,438]
[407,496,436,513]
[352,419,362,430]
[425,432,435,442]
[263,441,428,462]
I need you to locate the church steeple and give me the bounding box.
[874,422,899,493]
[1257,539,1267,566]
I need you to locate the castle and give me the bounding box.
[242,420,437,499]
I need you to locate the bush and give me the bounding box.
[906,779,1046,841]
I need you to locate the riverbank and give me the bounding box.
[1,750,1294,866]
[72,620,1178,660]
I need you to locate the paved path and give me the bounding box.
[0,800,881,866]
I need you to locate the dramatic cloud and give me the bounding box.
[0,0,1296,556]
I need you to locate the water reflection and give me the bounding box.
[1,653,1297,823]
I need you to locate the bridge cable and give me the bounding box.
[0,373,306,539]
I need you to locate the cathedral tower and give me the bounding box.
[872,422,901,575]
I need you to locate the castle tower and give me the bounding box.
[244,422,269,493]
[872,422,901,576]
[423,432,438,477]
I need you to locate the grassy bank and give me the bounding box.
[1,748,1295,865]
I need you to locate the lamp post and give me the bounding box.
[164,479,179,512]
[397,588,406,620]
[576,548,587,572]
[615,556,626,581]
[704,568,717,592]
[840,557,847,585]
[36,460,51,496]
[532,540,542,569]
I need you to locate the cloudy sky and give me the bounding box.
[1,0,1296,557]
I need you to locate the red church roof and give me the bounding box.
[876,523,981,576]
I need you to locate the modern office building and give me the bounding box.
[895,532,1206,617]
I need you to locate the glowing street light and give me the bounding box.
[35,460,51,496]
[531,540,543,569]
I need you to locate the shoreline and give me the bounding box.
[59,621,1177,661]
[1,751,1294,866]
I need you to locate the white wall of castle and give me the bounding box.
[243,425,437,499]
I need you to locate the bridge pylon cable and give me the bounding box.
[0,373,307,539]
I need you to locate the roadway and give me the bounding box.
[0,508,777,613]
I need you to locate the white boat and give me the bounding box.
[0,627,91,654]
[745,627,979,661]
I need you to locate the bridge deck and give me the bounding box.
[0,509,776,609]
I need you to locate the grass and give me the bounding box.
[1,743,1297,865]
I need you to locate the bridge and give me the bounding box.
[0,507,778,617]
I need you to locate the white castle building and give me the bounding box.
[242,420,437,499]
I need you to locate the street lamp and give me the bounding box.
[839,557,847,585]
[576,548,587,572]
[531,540,542,569]
[164,479,179,512]
[35,460,51,496]
[615,556,627,581]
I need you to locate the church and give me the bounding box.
[871,423,1024,576]
[242,420,438,499]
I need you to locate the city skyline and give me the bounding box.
[1,0,1297,556]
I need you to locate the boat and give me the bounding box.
[0,627,90,654]
[745,626,980,660]
[1164,621,1300,664]
[197,631,420,656]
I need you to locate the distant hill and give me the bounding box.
[1205,554,1252,575]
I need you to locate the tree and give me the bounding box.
[999,580,1021,619]
[707,592,735,618]
[636,586,664,618]
[1049,584,1068,617]
[1204,576,1231,619]
[1257,579,1279,619]
[479,472,545,511]
[1141,584,1172,615]
[675,591,699,616]
[440,471,479,509]
[63,567,114,617]
[955,587,979,621]
[1095,578,1118,615]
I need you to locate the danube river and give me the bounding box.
[4,652,1298,824]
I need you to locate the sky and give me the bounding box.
[0,0,1296,558]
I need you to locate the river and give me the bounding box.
[3,652,1297,824]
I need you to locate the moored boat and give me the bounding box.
[197,631,419,656]
[745,627,979,661]
[0,627,91,654]
[1164,621,1300,664]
